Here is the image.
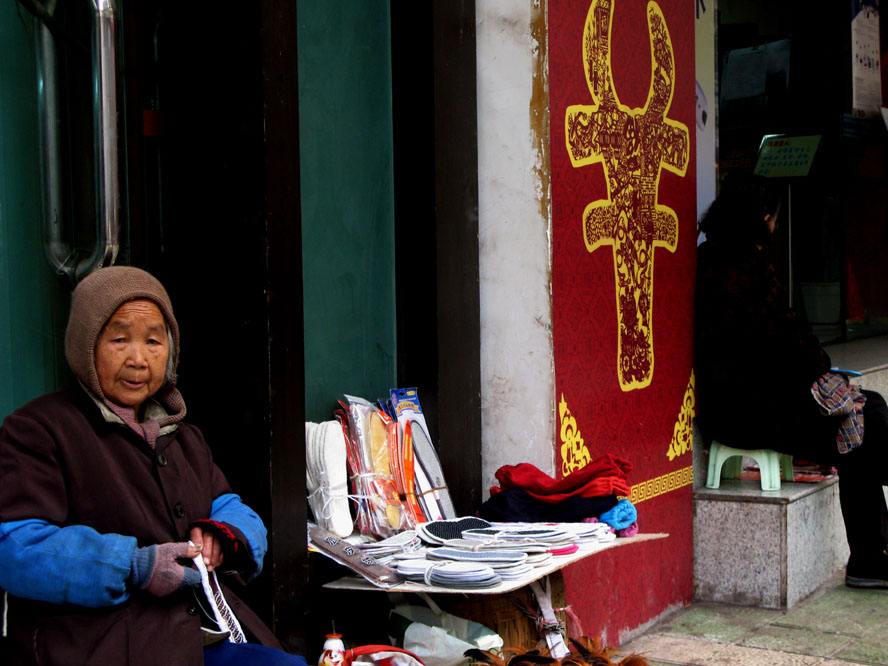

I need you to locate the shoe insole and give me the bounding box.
[367,411,401,529]
[420,517,491,543]
[410,419,457,519]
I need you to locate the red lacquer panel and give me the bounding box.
[549,0,696,644]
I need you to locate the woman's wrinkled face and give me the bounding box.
[95,299,169,412]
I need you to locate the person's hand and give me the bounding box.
[129,542,202,596]
[189,519,245,572]
[190,525,224,572]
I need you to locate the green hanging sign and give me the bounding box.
[754,134,821,178]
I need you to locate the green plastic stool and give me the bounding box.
[706,441,794,491]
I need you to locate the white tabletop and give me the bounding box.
[322,532,668,595]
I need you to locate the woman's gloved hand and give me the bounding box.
[129,541,202,597]
[189,519,244,572]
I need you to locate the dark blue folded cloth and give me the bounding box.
[478,489,619,523]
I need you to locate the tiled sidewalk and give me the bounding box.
[619,571,888,665]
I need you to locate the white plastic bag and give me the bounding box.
[391,594,502,666]
[402,624,473,666]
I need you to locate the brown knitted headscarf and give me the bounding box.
[65,266,186,424]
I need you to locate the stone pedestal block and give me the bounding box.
[693,478,848,609]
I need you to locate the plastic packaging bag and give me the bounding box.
[339,395,412,539]
[389,594,502,666]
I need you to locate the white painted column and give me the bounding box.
[476,1,555,491]
[695,0,717,227]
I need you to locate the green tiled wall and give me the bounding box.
[0,6,69,421]
[297,1,397,421]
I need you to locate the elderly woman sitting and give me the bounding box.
[0,267,305,665]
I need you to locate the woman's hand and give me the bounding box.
[189,525,224,572]
[130,542,202,596]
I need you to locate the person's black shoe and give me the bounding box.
[845,549,888,589]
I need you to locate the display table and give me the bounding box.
[324,532,668,594]
[321,532,667,651]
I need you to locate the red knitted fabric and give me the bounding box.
[494,454,632,503]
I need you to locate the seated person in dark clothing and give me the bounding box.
[695,172,888,588]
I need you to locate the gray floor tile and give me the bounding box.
[655,603,781,644]
[832,623,888,665]
[739,624,854,658]
[691,642,821,665]
[619,577,888,666]
[620,634,724,665]
[774,587,888,637]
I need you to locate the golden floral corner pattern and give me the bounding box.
[629,371,695,504]
[559,372,696,504]
[666,370,695,461]
[559,393,593,476]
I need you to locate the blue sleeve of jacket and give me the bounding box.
[0,519,137,607]
[210,493,267,577]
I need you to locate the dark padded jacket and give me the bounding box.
[0,387,280,665]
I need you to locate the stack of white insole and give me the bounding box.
[426,547,533,581]
[440,538,553,569]
[395,559,502,589]
[461,525,574,543]
[305,421,353,537]
[558,521,617,545]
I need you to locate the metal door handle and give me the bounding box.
[37,0,119,282]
